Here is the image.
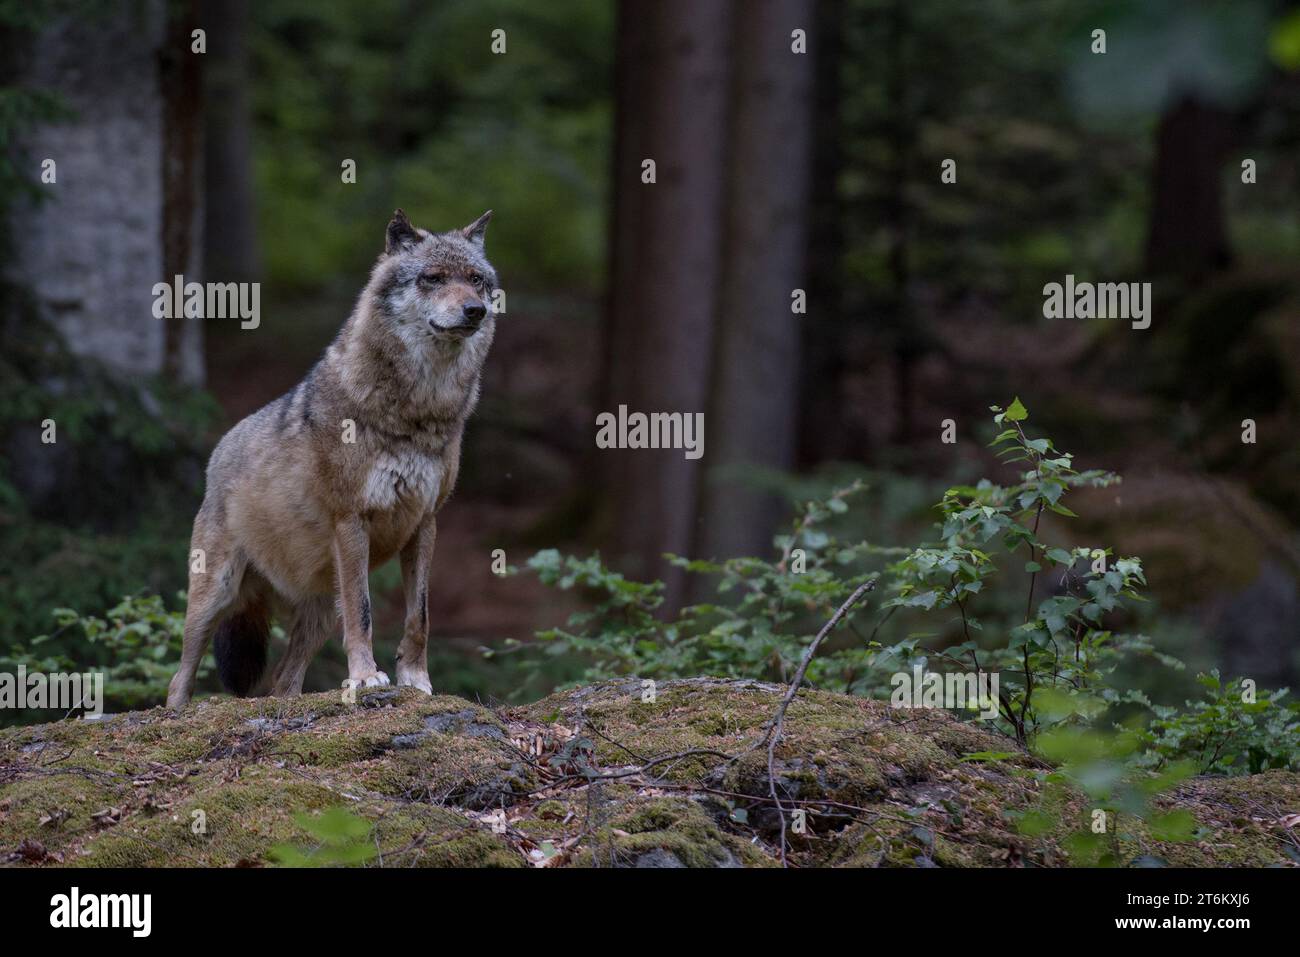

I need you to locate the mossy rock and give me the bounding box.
[0,680,1294,867]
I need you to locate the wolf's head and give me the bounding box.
[372,208,497,345]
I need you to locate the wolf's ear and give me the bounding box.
[385,209,421,254]
[461,210,492,247]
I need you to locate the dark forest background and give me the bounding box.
[2,0,1299,712]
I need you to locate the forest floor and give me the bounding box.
[2,679,1296,868]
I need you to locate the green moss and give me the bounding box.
[575,798,772,868]
[0,771,123,857]
[75,770,340,867]
[1133,771,1299,867]
[1,679,1294,867]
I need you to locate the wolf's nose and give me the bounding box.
[462,302,486,322]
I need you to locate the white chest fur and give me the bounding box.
[361,448,441,512]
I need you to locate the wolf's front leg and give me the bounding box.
[395,513,436,694]
[333,515,389,690]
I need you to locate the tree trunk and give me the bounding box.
[697,0,815,570]
[603,0,733,608]
[798,0,848,464]
[885,0,917,444]
[1144,94,1234,280]
[3,0,204,384]
[201,0,260,284]
[161,0,206,385]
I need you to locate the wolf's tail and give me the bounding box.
[212,606,270,697]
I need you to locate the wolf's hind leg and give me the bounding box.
[167,530,248,709]
[270,596,336,696]
[395,513,436,694]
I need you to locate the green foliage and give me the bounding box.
[840,0,1300,324]
[250,0,612,292]
[504,400,1296,864]
[1028,727,1200,867]
[495,482,903,691]
[893,397,1149,744]
[0,87,70,214]
[0,513,195,675]
[0,593,202,720]
[1138,671,1300,775]
[0,323,220,456]
[0,309,217,662]
[840,0,1148,320]
[1271,8,1300,69]
[268,807,378,867]
[509,400,1181,749]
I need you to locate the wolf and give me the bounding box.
[166,209,497,708]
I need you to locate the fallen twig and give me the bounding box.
[763,578,877,867]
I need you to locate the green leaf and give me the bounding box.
[267,845,312,867]
[1004,397,1029,422]
[1271,9,1300,69]
[903,591,939,610]
[1016,809,1055,837]
[1148,810,1197,842]
[296,807,371,843]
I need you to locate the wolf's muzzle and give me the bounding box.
[435,301,486,337]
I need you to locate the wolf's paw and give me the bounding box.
[165,682,193,711]
[342,671,390,691]
[395,668,433,695]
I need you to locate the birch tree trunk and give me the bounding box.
[4,0,204,385]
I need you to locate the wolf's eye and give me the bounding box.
[420,271,446,285]
[469,272,486,288]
